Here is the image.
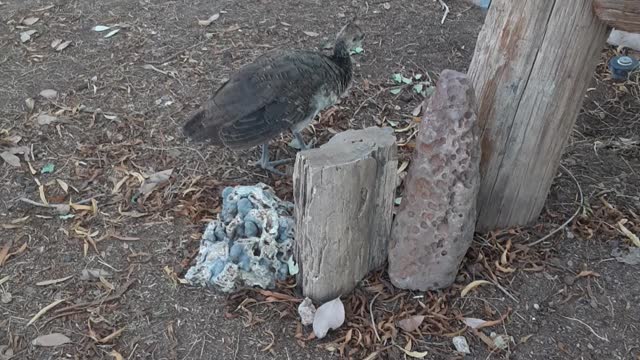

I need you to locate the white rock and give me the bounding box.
[452,336,470,354]
[297,297,316,326]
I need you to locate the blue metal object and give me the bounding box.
[608,55,639,80]
[478,0,491,9]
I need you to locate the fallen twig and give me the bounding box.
[527,164,583,247]
[561,316,609,342]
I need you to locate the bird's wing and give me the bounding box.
[187,51,334,149]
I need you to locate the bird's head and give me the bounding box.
[336,19,364,53]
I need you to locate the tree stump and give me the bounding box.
[468,0,610,232]
[293,127,397,302]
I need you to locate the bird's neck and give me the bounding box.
[332,39,352,73]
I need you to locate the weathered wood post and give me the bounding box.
[468,0,615,232]
[293,127,397,302]
[593,0,640,32]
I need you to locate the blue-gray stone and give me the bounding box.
[276,263,289,280]
[229,243,244,262]
[221,186,233,200]
[214,226,226,242]
[244,212,262,229]
[239,255,251,271]
[209,259,226,279]
[244,221,259,237]
[237,198,254,218]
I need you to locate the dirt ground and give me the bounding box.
[1,0,639,359]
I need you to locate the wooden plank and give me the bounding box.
[593,0,640,33]
[293,127,397,302]
[467,0,610,232]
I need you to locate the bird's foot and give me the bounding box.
[258,158,293,176]
[293,131,317,151]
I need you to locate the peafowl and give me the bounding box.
[183,21,364,175]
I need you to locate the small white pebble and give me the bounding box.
[533,303,540,310]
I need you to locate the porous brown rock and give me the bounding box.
[388,70,480,291]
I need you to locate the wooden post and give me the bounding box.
[593,0,640,32]
[468,0,610,232]
[293,127,397,303]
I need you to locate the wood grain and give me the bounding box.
[468,0,610,231]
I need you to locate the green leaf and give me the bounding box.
[412,83,424,94]
[287,256,299,275]
[392,73,403,83]
[414,74,423,80]
[401,76,413,85]
[351,46,364,54]
[424,86,435,97]
[40,163,55,174]
[390,88,402,95]
[59,214,75,220]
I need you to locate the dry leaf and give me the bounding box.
[198,13,220,26]
[39,89,58,99]
[110,350,124,360]
[80,268,112,280]
[36,113,57,125]
[20,29,37,42]
[27,299,65,326]
[138,169,173,196]
[396,345,428,358]
[0,241,11,266]
[56,179,69,193]
[462,317,487,329]
[51,39,71,51]
[36,275,73,286]
[576,270,600,278]
[461,280,492,297]
[397,315,425,332]
[303,30,319,37]
[618,220,640,247]
[25,97,35,110]
[22,17,40,25]
[104,29,120,38]
[32,333,71,347]
[0,151,21,167]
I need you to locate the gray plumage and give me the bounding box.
[183,22,364,174]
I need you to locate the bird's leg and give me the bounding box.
[258,143,292,176]
[293,131,316,151]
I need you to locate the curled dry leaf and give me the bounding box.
[80,268,112,281]
[313,297,345,339]
[397,315,425,332]
[32,333,71,347]
[618,219,640,247]
[138,169,173,196]
[460,280,492,297]
[110,350,124,360]
[198,13,220,26]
